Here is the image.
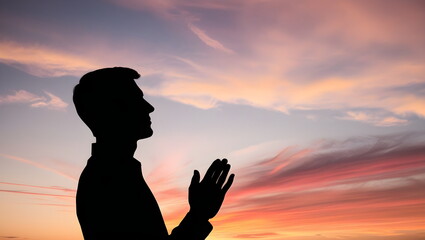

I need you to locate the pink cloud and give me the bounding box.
[30,91,68,110]
[0,182,76,193]
[3,1,424,124]
[0,182,75,202]
[0,41,98,77]
[232,135,425,197]
[0,90,43,104]
[0,189,74,198]
[0,90,68,111]
[148,133,425,238]
[126,0,425,124]
[340,111,408,127]
[208,133,425,237]
[188,23,234,54]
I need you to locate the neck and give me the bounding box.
[93,138,138,158]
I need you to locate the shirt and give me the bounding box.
[76,144,213,240]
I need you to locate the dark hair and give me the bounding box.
[73,67,140,136]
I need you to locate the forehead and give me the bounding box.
[119,80,144,100]
[129,80,144,95]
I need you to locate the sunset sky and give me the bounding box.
[1,0,425,239]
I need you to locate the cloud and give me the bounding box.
[210,132,425,237]
[0,189,75,198]
[144,132,425,238]
[117,0,425,125]
[3,1,424,125]
[30,91,68,110]
[0,182,76,193]
[0,182,76,211]
[0,90,43,104]
[1,0,423,129]
[0,154,77,181]
[114,1,235,53]
[234,133,425,195]
[340,111,408,126]
[0,182,75,199]
[0,90,68,111]
[0,41,98,77]
[187,23,233,54]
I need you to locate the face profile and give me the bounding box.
[117,81,155,140]
[73,67,154,141]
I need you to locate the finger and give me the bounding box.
[211,159,227,182]
[204,159,221,180]
[216,164,230,187]
[190,170,200,187]
[222,173,235,194]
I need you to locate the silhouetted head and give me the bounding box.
[73,67,154,141]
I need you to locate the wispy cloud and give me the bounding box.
[118,0,425,125]
[339,111,408,126]
[0,90,43,104]
[3,1,423,125]
[0,90,68,111]
[0,154,77,181]
[152,133,425,238]
[0,182,76,193]
[0,41,98,77]
[234,133,425,195]
[187,23,233,54]
[0,182,76,212]
[30,91,68,110]
[0,189,75,198]
[207,133,425,238]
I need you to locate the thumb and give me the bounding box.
[190,170,200,187]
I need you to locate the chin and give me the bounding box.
[137,128,153,140]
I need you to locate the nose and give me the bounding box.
[143,99,155,113]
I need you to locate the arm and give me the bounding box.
[169,159,235,240]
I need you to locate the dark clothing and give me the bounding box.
[76,145,212,240]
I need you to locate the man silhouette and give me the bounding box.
[73,67,234,240]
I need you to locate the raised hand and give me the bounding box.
[188,159,235,220]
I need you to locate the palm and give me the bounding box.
[189,159,235,220]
